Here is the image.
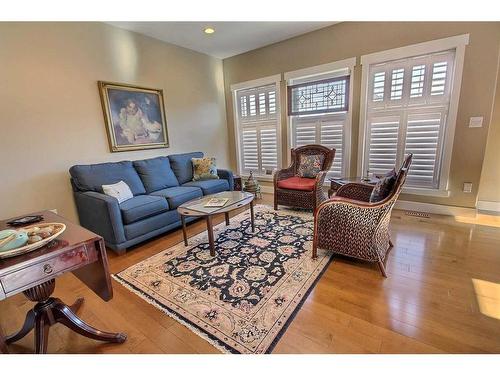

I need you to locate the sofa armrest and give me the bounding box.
[73,191,126,245]
[217,169,234,191]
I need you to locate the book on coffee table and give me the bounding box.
[204,198,229,207]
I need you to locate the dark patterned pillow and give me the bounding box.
[297,154,325,178]
[369,169,397,203]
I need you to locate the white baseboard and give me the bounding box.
[260,185,273,194]
[477,200,500,213]
[395,200,477,217]
[259,186,480,217]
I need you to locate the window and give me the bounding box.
[232,76,281,178]
[359,35,468,193]
[286,58,355,178]
[288,76,349,116]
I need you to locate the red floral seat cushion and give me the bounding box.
[277,176,316,191]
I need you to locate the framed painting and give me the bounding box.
[98,81,169,152]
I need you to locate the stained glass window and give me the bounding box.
[288,76,349,116]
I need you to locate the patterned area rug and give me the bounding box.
[113,205,333,353]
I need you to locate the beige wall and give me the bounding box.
[0,22,228,222]
[478,56,500,204]
[223,22,500,208]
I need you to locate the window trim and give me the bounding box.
[357,34,469,196]
[231,74,282,180]
[285,57,356,175]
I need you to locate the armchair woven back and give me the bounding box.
[289,144,335,174]
[384,153,413,204]
[312,153,413,277]
[274,144,336,211]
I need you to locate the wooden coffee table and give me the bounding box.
[177,191,255,256]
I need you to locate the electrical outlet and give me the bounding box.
[469,117,483,128]
[463,182,473,193]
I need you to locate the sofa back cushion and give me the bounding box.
[69,161,146,195]
[168,151,204,184]
[133,156,179,193]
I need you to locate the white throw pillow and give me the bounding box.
[102,181,133,203]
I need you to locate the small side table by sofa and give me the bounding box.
[233,175,242,191]
[0,210,126,354]
[328,177,378,198]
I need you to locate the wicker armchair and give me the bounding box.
[274,145,335,211]
[312,154,413,277]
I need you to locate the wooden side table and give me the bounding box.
[233,175,242,191]
[328,177,378,197]
[0,211,126,354]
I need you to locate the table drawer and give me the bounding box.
[0,245,89,295]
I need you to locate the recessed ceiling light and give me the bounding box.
[204,27,215,35]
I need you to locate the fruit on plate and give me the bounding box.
[0,229,29,252]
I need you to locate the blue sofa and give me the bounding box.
[69,152,234,254]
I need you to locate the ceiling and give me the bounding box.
[107,22,336,59]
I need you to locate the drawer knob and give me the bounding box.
[43,264,53,274]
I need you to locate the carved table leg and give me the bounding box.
[34,315,50,354]
[4,279,126,354]
[0,327,8,354]
[225,212,230,225]
[53,300,126,343]
[5,309,35,344]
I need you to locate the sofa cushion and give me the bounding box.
[277,176,316,191]
[119,195,169,224]
[124,210,180,241]
[70,161,146,196]
[182,179,229,195]
[150,186,202,209]
[133,156,179,193]
[168,152,204,184]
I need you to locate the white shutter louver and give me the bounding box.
[366,116,400,176]
[235,83,280,177]
[292,113,346,178]
[260,127,278,173]
[390,68,405,100]
[364,49,455,188]
[403,112,444,188]
[241,128,258,172]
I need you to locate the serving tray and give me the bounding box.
[0,222,66,259]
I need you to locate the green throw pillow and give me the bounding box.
[192,157,219,181]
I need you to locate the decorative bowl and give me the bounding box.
[0,222,66,259]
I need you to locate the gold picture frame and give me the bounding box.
[98,81,169,152]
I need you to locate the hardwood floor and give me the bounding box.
[1,194,500,353]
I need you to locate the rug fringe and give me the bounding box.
[111,274,232,354]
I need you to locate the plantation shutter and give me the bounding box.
[364,50,455,188]
[236,84,279,177]
[289,71,351,179]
